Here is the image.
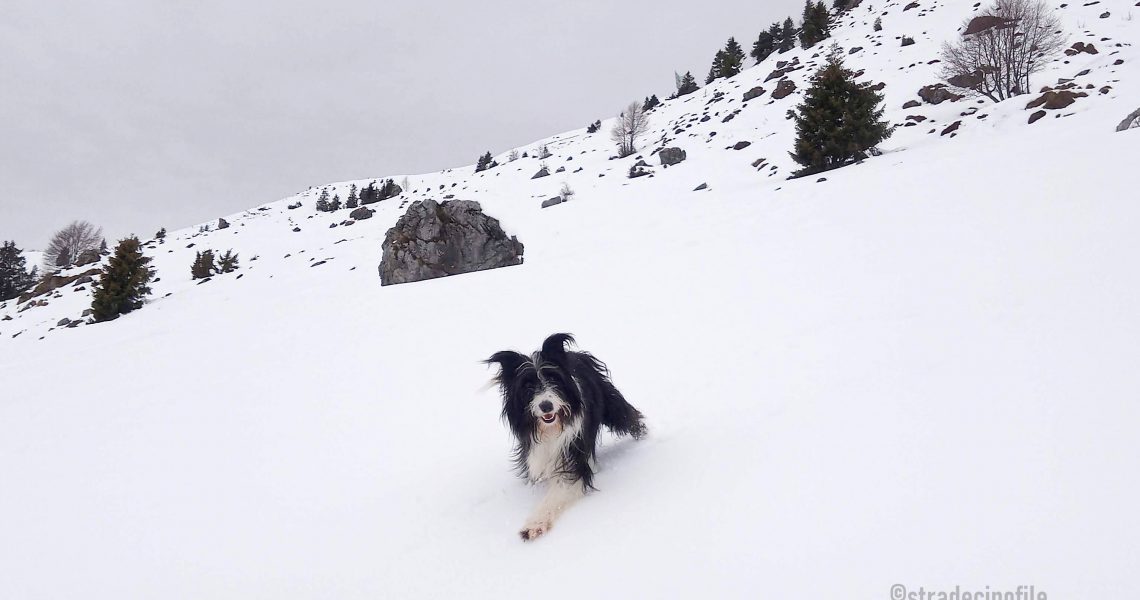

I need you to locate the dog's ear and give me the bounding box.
[485,350,528,386]
[540,333,576,359]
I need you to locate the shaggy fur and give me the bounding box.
[486,333,646,541]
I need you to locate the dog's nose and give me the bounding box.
[539,400,554,413]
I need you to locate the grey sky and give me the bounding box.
[2,0,803,249]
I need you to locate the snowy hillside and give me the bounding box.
[2,0,1139,597]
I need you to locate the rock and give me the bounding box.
[81,308,93,318]
[349,206,375,220]
[57,318,71,327]
[2,315,11,321]
[918,83,963,104]
[17,268,101,304]
[962,15,1014,35]
[74,249,101,267]
[378,200,524,286]
[287,201,302,210]
[903,1,919,9]
[870,82,886,92]
[1116,107,1140,132]
[772,79,797,99]
[693,183,708,191]
[1028,110,1048,124]
[732,141,752,150]
[1099,11,1110,17]
[218,218,230,229]
[901,36,915,47]
[1114,59,1124,66]
[531,167,550,179]
[941,121,962,136]
[1025,90,1085,110]
[903,99,922,109]
[659,147,687,167]
[743,86,766,101]
[541,197,563,208]
[1065,42,1098,55]
[947,71,984,89]
[849,46,863,54]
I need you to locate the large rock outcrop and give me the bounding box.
[378,200,524,286]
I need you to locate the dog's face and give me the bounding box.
[487,333,583,440]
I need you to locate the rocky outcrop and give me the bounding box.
[378,200,523,286]
[218,218,230,230]
[1116,107,1140,132]
[17,268,101,304]
[531,167,550,179]
[962,15,1014,35]
[743,86,766,101]
[659,147,687,167]
[541,197,563,208]
[918,83,962,105]
[349,206,375,220]
[1025,90,1086,110]
[1065,42,1098,56]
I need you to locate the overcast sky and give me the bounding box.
[1,0,804,249]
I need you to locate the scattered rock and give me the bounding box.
[74,249,101,267]
[903,99,922,109]
[378,200,524,286]
[903,1,919,9]
[287,201,302,210]
[901,36,915,47]
[1099,11,1110,17]
[947,71,984,89]
[1025,90,1086,110]
[693,183,708,191]
[1028,110,1048,124]
[218,218,230,230]
[531,167,550,179]
[743,86,767,101]
[541,197,563,208]
[849,46,863,54]
[1065,42,1098,55]
[57,318,71,327]
[16,268,101,304]
[659,147,687,167]
[772,79,797,99]
[941,121,962,136]
[732,141,752,150]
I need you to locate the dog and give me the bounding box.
[486,333,646,541]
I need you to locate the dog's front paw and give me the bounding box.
[519,518,552,542]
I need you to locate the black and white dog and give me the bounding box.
[486,333,647,541]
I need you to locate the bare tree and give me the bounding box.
[610,101,651,158]
[940,0,1066,102]
[43,220,103,271]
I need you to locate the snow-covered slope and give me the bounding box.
[2,0,1138,597]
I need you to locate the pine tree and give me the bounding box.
[0,241,37,301]
[329,194,342,211]
[191,250,216,279]
[315,189,330,212]
[752,29,776,64]
[642,94,660,111]
[346,184,359,209]
[790,57,894,177]
[720,37,746,77]
[674,71,699,97]
[800,0,831,48]
[90,237,154,322]
[779,18,797,52]
[217,250,239,274]
[475,151,496,172]
[705,57,721,84]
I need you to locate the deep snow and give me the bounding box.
[2,0,1139,597]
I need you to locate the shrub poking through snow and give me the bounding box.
[611,101,650,158]
[217,250,239,274]
[90,236,154,322]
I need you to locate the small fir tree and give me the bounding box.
[315,189,330,212]
[789,57,894,177]
[720,37,746,77]
[752,29,776,64]
[217,250,239,274]
[0,241,37,301]
[346,184,359,209]
[191,250,216,279]
[642,94,660,111]
[329,194,342,211]
[674,71,699,97]
[779,18,797,52]
[90,237,154,322]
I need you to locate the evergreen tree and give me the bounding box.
[800,0,832,48]
[720,37,746,77]
[90,237,154,322]
[674,71,699,97]
[358,182,378,205]
[0,241,37,301]
[329,194,342,211]
[779,18,797,52]
[346,184,359,209]
[705,56,721,84]
[217,250,239,274]
[155,227,166,240]
[789,58,894,177]
[642,94,660,111]
[315,189,330,212]
[751,29,776,64]
[475,151,496,172]
[191,250,216,279]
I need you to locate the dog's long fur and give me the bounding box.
[486,333,646,541]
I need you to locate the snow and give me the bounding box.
[3,0,1139,597]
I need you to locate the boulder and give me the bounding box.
[531,167,550,179]
[1028,110,1048,124]
[743,86,767,101]
[218,218,230,230]
[74,249,101,267]
[940,121,962,136]
[541,197,563,208]
[901,36,915,47]
[918,83,962,105]
[1065,42,1098,55]
[947,71,984,89]
[962,15,1014,35]
[732,141,752,150]
[349,206,374,220]
[902,99,922,109]
[693,183,708,191]
[1025,90,1085,110]
[378,200,523,286]
[772,79,797,99]
[17,268,101,304]
[659,147,687,167]
[903,1,919,10]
